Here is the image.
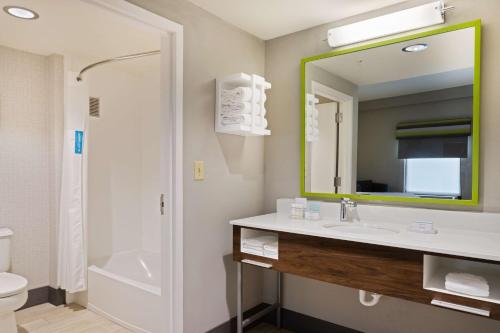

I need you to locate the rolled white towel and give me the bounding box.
[445,272,490,297]
[221,114,268,128]
[221,102,266,116]
[306,114,318,122]
[222,87,265,102]
[221,102,253,114]
[307,127,318,136]
[222,95,266,105]
[306,121,318,130]
[307,135,318,143]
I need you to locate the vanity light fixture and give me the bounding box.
[327,1,453,48]
[402,43,429,53]
[3,6,39,20]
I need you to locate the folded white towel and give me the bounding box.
[241,242,264,251]
[241,247,264,256]
[263,250,278,259]
[222,87,265,102]
[445,272,490,297]
[264,251,278,257]
[243,235,277,247]
[221,114,268,128]
[263,241,278,252]
[242,236,278,258]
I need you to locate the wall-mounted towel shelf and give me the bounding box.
[216,73,271,136]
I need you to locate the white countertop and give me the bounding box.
[230,213,500,262]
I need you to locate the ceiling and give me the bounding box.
[0,0,160,71]
[187,0,410,40]
[311,27,475,100]
[358,68,474,101]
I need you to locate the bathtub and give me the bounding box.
[88,250,162,333]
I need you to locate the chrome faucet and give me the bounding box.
[340,198,357,222]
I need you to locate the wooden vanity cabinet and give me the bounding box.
[233,226,500,320]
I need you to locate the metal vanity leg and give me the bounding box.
[237,262,243,333]
[237,261,280,332]
[276,271,282,328]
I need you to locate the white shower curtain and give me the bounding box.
[57,72,89,293]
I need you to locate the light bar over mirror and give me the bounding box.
[327,1,451,48]
[301,21,481,206]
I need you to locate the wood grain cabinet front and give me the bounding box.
[233,226,500,320]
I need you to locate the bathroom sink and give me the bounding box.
[323,224,399,235]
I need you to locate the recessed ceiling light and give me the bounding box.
[3,6,39,20]
[402,43,428,53]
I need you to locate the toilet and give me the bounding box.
[0,228,28,333]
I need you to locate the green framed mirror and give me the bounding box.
[301,20,481,206]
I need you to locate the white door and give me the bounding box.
[311,102,338,193]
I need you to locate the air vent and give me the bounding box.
[89,97,100,118]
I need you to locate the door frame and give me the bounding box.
[311,81,355,194]
[82,1,184,332]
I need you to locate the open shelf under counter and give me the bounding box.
[424,255,500,305]
[240,227,278,260]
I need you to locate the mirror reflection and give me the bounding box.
[304,27,475,200]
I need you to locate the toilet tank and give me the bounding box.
[0,228,13,272]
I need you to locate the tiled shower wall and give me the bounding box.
[0,45,63,289]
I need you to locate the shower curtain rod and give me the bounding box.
[76,50,160,81]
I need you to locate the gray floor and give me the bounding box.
[248,322,294,332]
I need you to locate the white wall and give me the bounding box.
[264,0,500,332]
[139,66,162,254]
[126,1,267,331]
[87,60,161,263]
[0,45,63,289]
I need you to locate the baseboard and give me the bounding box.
[206,303,361,333]
[87,303,150,333]
[19,286,66,310]
[263,308,362,333]
[48,286,66,306]
[206,303,271,333]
